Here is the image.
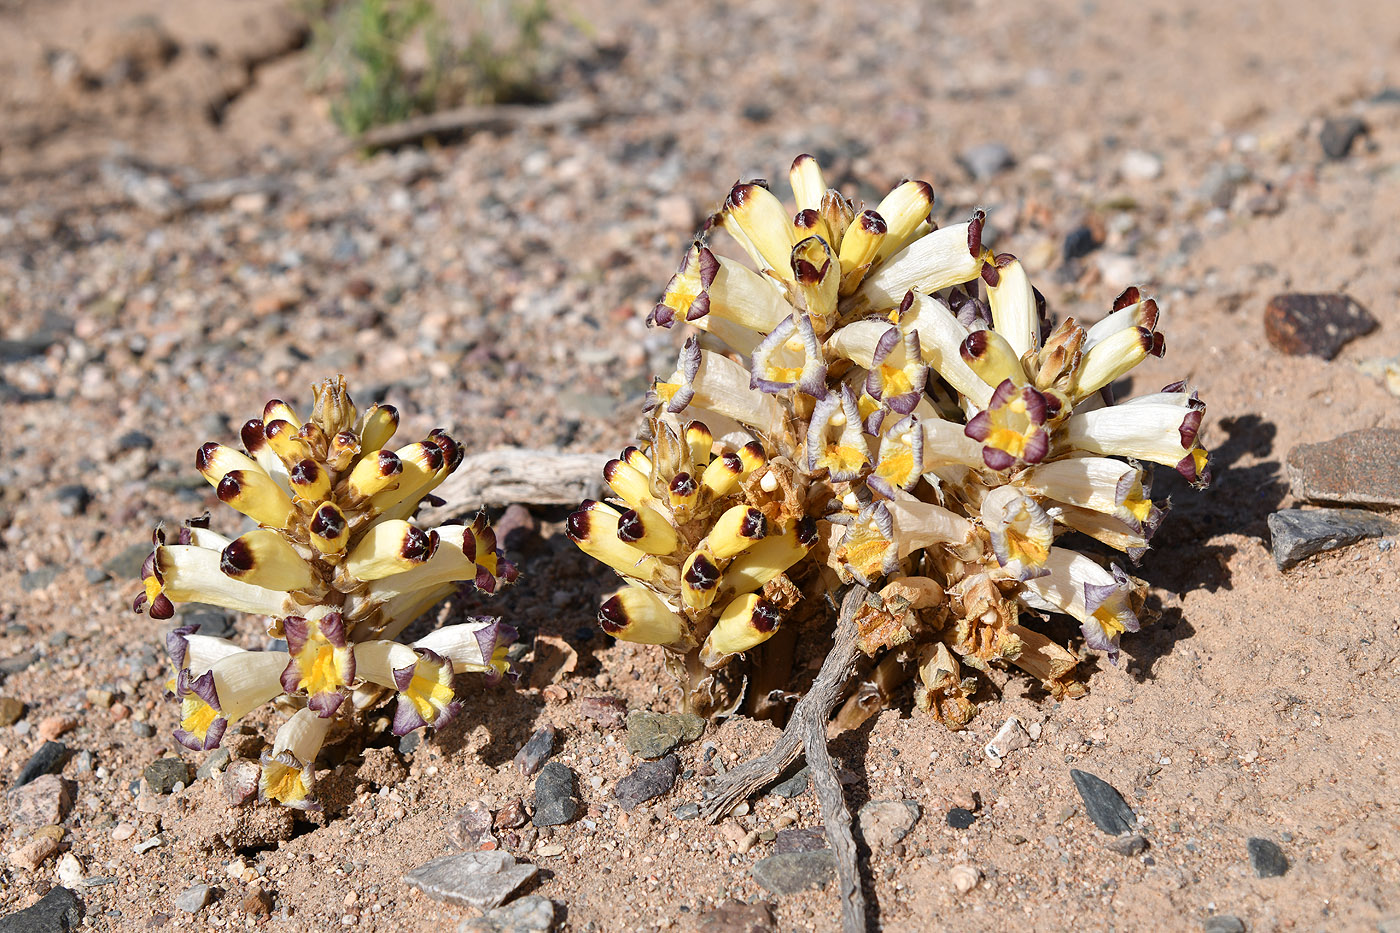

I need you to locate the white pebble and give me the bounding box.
[55,853,84,885]
[949,864,981,894]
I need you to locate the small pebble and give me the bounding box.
[1246,837,1289,878]
[949,864,981,894]
[1203,916,1246,933]
[946,808,976,829]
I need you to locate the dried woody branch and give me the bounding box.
[701,584,870,933]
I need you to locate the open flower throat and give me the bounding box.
[575,154,1210,727]
[135,376,517,808]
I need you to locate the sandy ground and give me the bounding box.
[1,0,1399,930]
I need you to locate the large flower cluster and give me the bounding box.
[572,154,1209,727]
[134,377,517,807]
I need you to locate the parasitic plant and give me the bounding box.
[135,376,517,808]
[569,153,1210,729]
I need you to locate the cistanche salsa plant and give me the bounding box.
[134,376,517,808]
[569,154,1209,728]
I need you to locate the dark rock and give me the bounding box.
[625,710,704,759]
[751,850,837,896]
[514,726,556,777]
[1268,508,1397,569]
[0,885,84,931]
[579,696,627,729]
[221,759,261,805]
[401,851,538,909]
[673,802,701,820]
[398,731,422,755]
[1320,116,1367,159]
[946,808,977,829]
[7,774,75,828]
[144,757,193,794]
[769,766,811,799]
[696,898,775,933]
[773,827,828,854]
[116,430,154,451]
[0,651,37,682]
[102,542,152,581]
[1286,430,1400,507]
[1062,226,1099,262]
[448,801,497,852]
[20,568,61,592]
[1069,769,1136,834]
[457,894,556,933]
[531,763,579,827]
[83,568,110,584]
[1264,293,1377,360]
[180,610,236,639]
[132,722,157,739]
[957,142,1014,180]
[174,885,215,914]
[1202,916,1245,933]
[612,754,679,811]
[1246,837,1289,878]
[1373,88,1400,104]
[858,799,921,850]
[54,485,92,517]
[16,741,68,787]
[0,696,24,726]
[1105,834,1149,856]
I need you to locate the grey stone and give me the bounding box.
[1268,509,1397,569]
[578,696,627,729]
[180,610,235,639]
[402,851,538,910]
[55,485,91,517]
[0,651,37,680]
[83,568,109,584]
[695,899,775,933]
[0,885,84,931]
[773,827,828,854]
[457,895,556,933]
[1203,916,1245,933]
[144,757,193,794]
[751,850,837,896]
[174,885,215,914]
[16,741,67,787]
[1105,834,1149,856]
[957,142,1014,180]
[1246,837,1289,878]
[102,542,151,581]
[531,763,578,827]
[769,766,810,799]
[625,710,704,759]
[1320,116,1367,159]
[612,754,679,811]
[858,799,921,850]
[1199,163,1248,208]
[116,431,154,451]
[1286,431,1400,507]
[20,568,60,592]
[1377,915,1400,933]
[7,774,75,829]
[132,721,156,739]
[1069,769,1136,835]
[195,748,232,781]
[1062,226,1099,262]
[673,802,700,820]
[514,726,555,777]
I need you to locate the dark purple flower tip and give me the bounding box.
[280,662,301,696]
[964,410,992,442]
[308,691,345,717]
[1080,619,1118,662]
[391,700,429,736]
[474,566,498,593]
[1151,332,1166,358]
[1022,387,1048,425]
[469,621,502,668]
[150,594,175,620]
[1178,409,1203,448]
[140,550,158,580]
[685,291,711,323]
[498,559,520,585]
[132,592,149,614]
[391,660,417,693]
[866,474,896,500]
[989,378,1018,408]
[982,446,1015,471]
[648,302,675,328]
[1159,379,1187,394]
[319,612,348,648]
[165,624,200,666]
[967,209,986,258]
[174,717,226,751]
[282,617,309,655]
[186,668,220,708]
[1022,429,1050,464]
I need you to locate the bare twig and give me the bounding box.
[419,448,608,519]
[355,99,613,151]
[701,585,870,933]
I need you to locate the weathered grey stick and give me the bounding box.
[421,448,608,517]
[700,585,870,933]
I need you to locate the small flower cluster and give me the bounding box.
[573,154,1210,727]
[135,377,517,807]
